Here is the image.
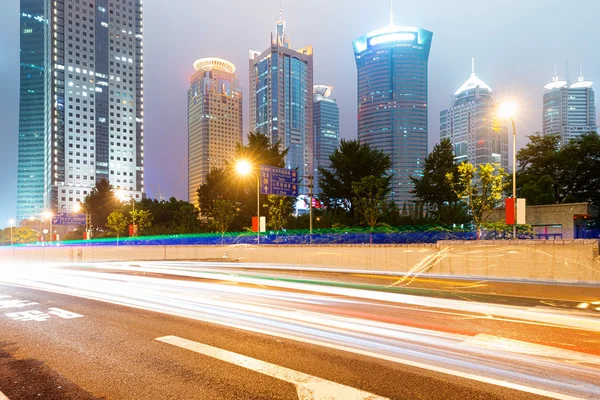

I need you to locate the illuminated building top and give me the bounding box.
[193,57,236,74]
[455,58,492,95]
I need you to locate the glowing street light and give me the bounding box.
[235,159,261,245]
[497,101,518,240]
[42,211,54,243]
[116,190,136,236]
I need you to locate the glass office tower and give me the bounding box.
[249,12,313,190]
[17,1,49,223]
[16,0,145,224]
[313,84,339,195]
[440,60,508,170]
[353,25,433,206]
[543,68,596,144]
[188,58,243,208]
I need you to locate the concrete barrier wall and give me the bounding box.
[1,240,598,283]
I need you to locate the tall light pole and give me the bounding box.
[73,203,89,239]
[117,191,136,236]
[42,211,54,244]
[498,102,518,240]
[236,160,260,245]
[8,219,15,247]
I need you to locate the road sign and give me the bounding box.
[52,213,87,226]
[260,165,298,197]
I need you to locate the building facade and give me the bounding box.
[313,84,339,195]
[17,1,48,223]
[543,68,596,144]
[440,60,508,170]
[188,58,243,208]
[353,24,433,206]
[249,12,313,190]
[16,0,145,223]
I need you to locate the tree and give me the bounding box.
[352,175,388,230]
[318,140,392,217]
[197,132,294,231]
[515,132,600,207]
[447,163,507,239]
[212,199,238,242]
[411,138,465,223]
[106,212,128,241]
[264,195,294,231]
[0,227,38,245]
[83,179,119,232]
[130,209,153,235]
[137,197,201,235]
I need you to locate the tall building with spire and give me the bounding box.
[440,59,508,170]
[249,8,313,188]
[16,0,145,223]
[543,66,596,144]
[188,58,243,208]
[313,84,339,195]
[353,12,432,206]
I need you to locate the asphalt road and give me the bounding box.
[0,262,599,399]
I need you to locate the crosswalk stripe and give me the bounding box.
[156,335,388,400]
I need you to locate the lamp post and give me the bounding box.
[42,211,54,244]
[73,203,89,239]
[8,219,15,247]
[117,191,136,236]
[498,102,518,240]
[236,160,260,245]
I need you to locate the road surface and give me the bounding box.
[0,261,599,399]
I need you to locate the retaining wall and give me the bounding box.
[1,240,598,283]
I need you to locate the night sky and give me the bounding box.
[1,0,598,227]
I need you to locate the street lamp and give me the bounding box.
[235,160,260,245]
[117,190,136,236]
[498,101,518,240]
[42,211,54,244]
[74,202,89,239]
[8,219,15,247]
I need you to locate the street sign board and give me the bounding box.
[52,213,86,226]
[260,165,298,197]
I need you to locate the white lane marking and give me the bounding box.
[2,281,591,400]
[5,310,52,322]
[0,390,9,400]
[462,334,600,365]
[47,308,84,319]
[156,335,387,400]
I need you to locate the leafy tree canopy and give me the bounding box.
[318,139,392,216]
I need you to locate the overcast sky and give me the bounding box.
[1,0,599,227]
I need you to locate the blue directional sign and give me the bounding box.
[260,165,299,197]
[52,213,87,226]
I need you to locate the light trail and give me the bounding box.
[0,262,599,399]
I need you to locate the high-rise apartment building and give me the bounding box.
[249,11,313,190]
[353,23,432,206]
[313,84,339,195]
[188,58,243,208]
[440,60,508,170]
[16,0,144,223]
[543,68,596,144]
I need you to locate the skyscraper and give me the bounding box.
[543,67,596,144]
[17,1,48,224]
[313,84,339,195]
[188,58,243,208]
[16,0,144,223]
[249,10,313,189]
[353,21,432,206]
[440,59,508,170]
